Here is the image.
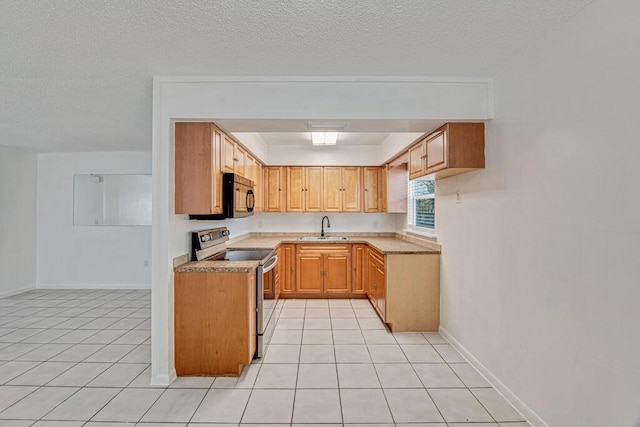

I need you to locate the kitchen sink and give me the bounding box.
[297,236,349,242]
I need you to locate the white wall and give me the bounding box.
[0,146,38,297]
[266,144,381,166]
[37,152,152,289]
[255,212,398,233]
[436,0,640,426]
[153,77,493,385]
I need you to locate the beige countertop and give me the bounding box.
[174,260,259,273]
[227,235,441,254]
[174,233,440,273]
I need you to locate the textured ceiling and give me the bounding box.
[0,0,594,151]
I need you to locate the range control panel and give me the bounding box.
[191,227,231,260]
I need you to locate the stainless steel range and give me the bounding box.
[191,227,279,358]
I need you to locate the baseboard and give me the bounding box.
[439,326,548,427]
[36,283,151,290]
[150,369,177,386]
[0,286,34,299]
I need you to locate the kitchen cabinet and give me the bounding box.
[408,123,485,180]
[223,135,236,173]
[324,167,361,212]
[174,122,224,215]
[385,153,409,213]
[286,166,323,212]
[175,270,256,376]
[351,244,368,295]
[234,143,247,177]
[280,243,295,294]
[363,248,441,332]
[296,244,352,294]
[367,248,386,319]
[363,167,383,213]
[254,162,263,213]
[263,166,285,212]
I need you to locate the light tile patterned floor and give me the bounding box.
[0,290,530,426]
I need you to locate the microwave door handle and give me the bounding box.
[262,255,278,273]
[246,189,255,212]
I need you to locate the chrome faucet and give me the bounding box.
[320,215,331,237]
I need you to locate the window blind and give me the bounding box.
[407,179,435,229]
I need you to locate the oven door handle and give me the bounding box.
[262,255,278,273]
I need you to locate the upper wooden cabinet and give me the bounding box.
[363,167,383,213]
[324,167,361,212]
[286,166,323,212]
[385,152,409,213]
[263,167,285,212]
[175,122,224,215]
[234,144,247,177]
[408,123,485,180]
[222,135,236,173]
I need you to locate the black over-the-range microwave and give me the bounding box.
[189,173,255,220]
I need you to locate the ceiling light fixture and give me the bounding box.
[311,131,338,146]
[309,123,347,146]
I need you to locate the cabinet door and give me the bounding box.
[286,167,305,212]
[324,252,351,293]
[426,131,446,172]
[305,167,324,212]
[263,167,285,212]
[363,167,382,213]
[375,261,386,319]
[281,244,295,293]
[245,154,255,182]
[352,244,367,294]
[323,167,342,212]
[367,254,377,304]
[175,122,224,215]
[211,127,224,214]
[296,252,323,293]
[223,136,236,173]
[342,167,361,212]
[234,144,247,177]
[408,141,426,179]
[254,163,263,212]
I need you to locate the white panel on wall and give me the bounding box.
[0,146,38,297]
[37,152,152,289]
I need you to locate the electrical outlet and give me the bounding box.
[456,191,461,204]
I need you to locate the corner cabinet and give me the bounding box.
[408,123,485,180]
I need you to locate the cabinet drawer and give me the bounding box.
[297,244,350,253]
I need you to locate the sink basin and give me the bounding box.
[297,236,349,242]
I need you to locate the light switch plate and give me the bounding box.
[173,253,189,268]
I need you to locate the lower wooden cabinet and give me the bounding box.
[352,244,368,294]
[294,244,351,295]
[174,270,256,376]
[374,252,440,332]
[279,242,440,332]
[279,243,295,294]
[367,248,386,319]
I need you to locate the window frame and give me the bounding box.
[406,176,436,237]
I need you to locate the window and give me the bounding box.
[407,178,435,232]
